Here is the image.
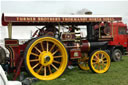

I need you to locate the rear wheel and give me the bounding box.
[112,49,122,62]
[89,50,110,73]
[24,37,68,80]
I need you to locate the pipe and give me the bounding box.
[81,40,108,52]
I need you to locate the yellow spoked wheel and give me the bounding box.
[78,56,89,71]
[88,50,110,73]
[24,37,68,80]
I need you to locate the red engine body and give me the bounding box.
[5,39,27,67]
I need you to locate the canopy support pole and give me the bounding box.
[99,23,101,38]
[8,22,12,39]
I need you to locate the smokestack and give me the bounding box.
[76,8,92,15]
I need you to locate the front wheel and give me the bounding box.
[24,37,68,80]
[88,50,111,74]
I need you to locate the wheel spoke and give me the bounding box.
[93,63,98,69]
[34,47,41,53]
[37,65,43,74]
[93,63,97,68]
[93,58,97,61]
[54,56,62,58]
[98,64,101,70]
[53,60,61,64]
[30,59,39,62]
[40,42,45,51]
[100,64,102,70]
[31,52,39,57]
[48,65,52,74]
[44,66,47,76]
[52,49,59,55]
[93,57,99,63]
[51,64,58,70]
[102,63,105,69]
[32,63,40,69]
[104,60,108,63]
[101,53,104,59]
[103,56,106,59]
[50,44,55,52]
[94,55,99,60]
[93,61,98,64]
[47,41,49,52]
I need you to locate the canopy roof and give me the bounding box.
[2,13,122,26]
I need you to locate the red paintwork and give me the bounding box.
[2,13,122,26]
[81,40,90,52]
[108,22,128,48]
[13,58,24,80]
[5,39,19,45]
[70,49,81,59]
[5,39,27,80]
[5,39,27,68]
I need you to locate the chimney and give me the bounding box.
[76,8,92,15]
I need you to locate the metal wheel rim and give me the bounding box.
[26,37,68,80]
[90,50,110,73]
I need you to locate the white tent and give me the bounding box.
[0,65,22,85]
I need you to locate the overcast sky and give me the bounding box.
[0,0,128,39]
[1,1,128,23]
[1,1,128,14]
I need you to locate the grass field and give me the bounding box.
[32,56,128,85]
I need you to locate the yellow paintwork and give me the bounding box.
[78,56,89,70]
[90,50,110,73]
[26,37,68,80]
[39,51,54,66]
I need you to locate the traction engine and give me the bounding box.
[1,13,122,80]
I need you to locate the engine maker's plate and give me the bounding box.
[62,32,75,41]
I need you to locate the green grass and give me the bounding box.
[33,56,128,85]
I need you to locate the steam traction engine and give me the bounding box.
[1,13,123,80]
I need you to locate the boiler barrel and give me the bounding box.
[81,40,108,52]
[81,40,90,52]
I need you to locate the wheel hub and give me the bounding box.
[99,59,102,62]
[99,59,104,64]
[45,56,50,62]
[39,51,53,66]
[115,52,120,59]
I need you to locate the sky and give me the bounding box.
[1,0,128,24]
[0,0,128,40]
[1,1,128,15]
